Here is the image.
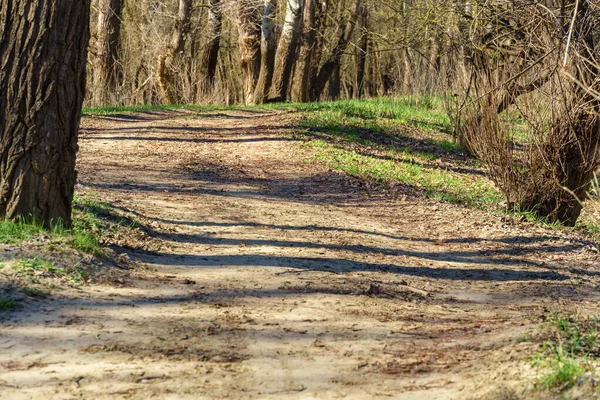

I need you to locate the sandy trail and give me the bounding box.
[2,109,600,399]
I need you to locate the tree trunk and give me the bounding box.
[238,1,263,105]
[254,0,279,105]
[93,0,122,107]
[291,0,320,102]
[355,5,368,98]
[309,0,361,101]
[0,0,90,226]
[425,34,441,94]
[328,63,341,100]
[270,0,305,102]
[200,0,223,91]
[401,48,412,93]
[156,0,193,104]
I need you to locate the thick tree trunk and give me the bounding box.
[156,0,193,104]
[238,2,263,105]
[309,0,361,101]
[0,0,90,226]
[254,0,279,105]
[270,0,305,102]
[200,0,223,90]
[291,0,319,102]
[355,6,368,98]
[93,0,123,107]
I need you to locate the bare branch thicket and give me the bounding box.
[456,0,600,225]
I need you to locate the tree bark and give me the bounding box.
[238,1,263,105]
[93,0,123,107]
[309,0,361,101]
[156,0,193,104]
[0,0,90,226]
[355,5,369,98]
[270,0,305,102]
[254,0,279,104]
[291,0,320,102]
[328,63,341,100]
[200,0,223,90]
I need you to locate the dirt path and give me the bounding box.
[2,109,600,399]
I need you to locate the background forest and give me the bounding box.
[88,0,457,107]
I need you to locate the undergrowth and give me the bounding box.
[531,312,600,396]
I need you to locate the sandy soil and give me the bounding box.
[2,109,600,399]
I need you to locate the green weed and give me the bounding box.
[532,313,600,392]
[0,218,46,245]
[0,298,15,311]
[16,257,90,285]
[21,286,48,298]
[512,209,566,230]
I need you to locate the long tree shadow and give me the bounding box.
[144,231,585,270]
[134,253,570,282]
[80,110,487,206]
[135,216,586,247]
[81,135,296,144]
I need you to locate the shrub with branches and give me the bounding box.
[455,0,600,226]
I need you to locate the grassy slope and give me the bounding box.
[0,194,140,308]
[292,97,502,208]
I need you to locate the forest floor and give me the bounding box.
[2,108,600,399]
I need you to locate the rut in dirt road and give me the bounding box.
[2,109,599,399]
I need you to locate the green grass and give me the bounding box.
[0,298,15,311]
[0,196,104,255]
[82,103,227,116]
[532,313,600,392]
[21,286,48,298]
[294,97,502,208]
[0,218,47,245]
[16,257,90,285]
[0,193,131,259]
[308,140,500,207]
[511,209,567,230]
[71,194,111,255]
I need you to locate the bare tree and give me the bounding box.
[0,0,90,226]
[254,0,279,104]
[200,0,223,89]
[458,0,600,225]
[93,0,123,107]
[270,0,305,102]
[237,0,263,105]
[156,0,193,104]
[292,0,327,102]
[355,5,369,98]
[310,0,361,101]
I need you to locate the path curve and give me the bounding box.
[2,109,600,399]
